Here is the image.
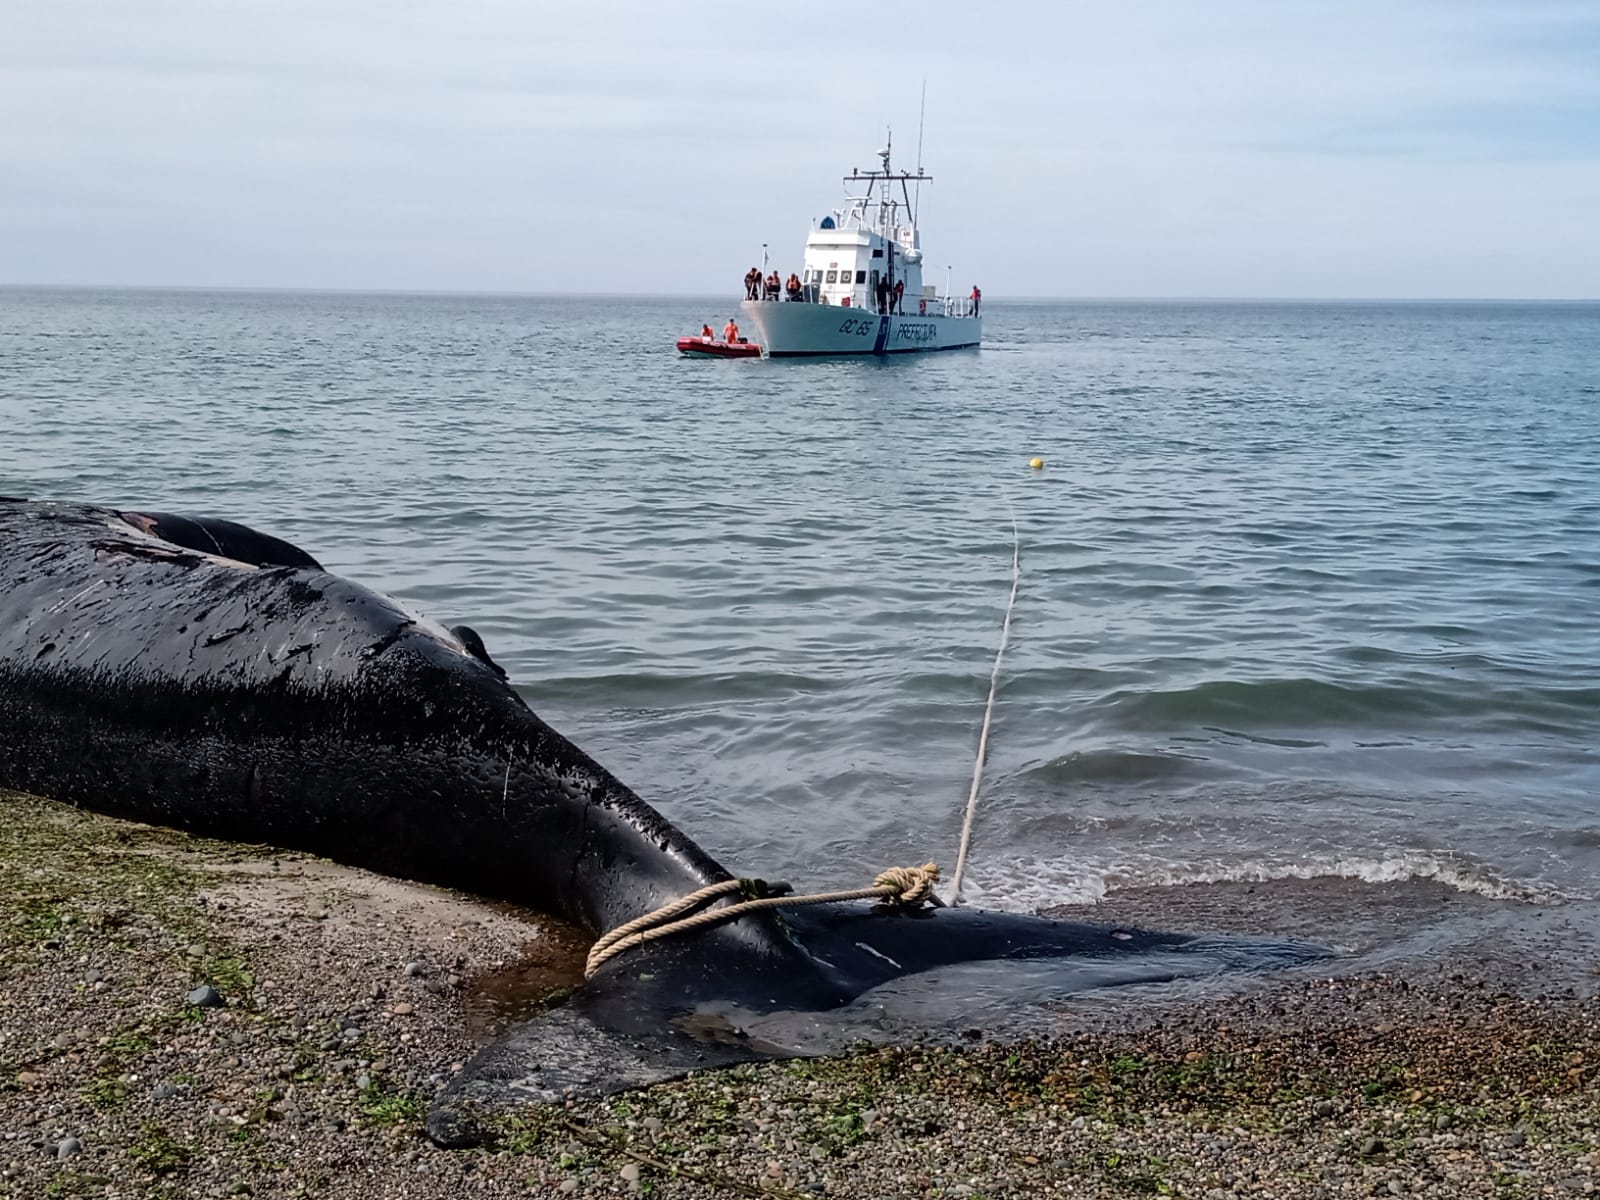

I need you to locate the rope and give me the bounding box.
[584,862,940,978]
[584,497,1020,971]
[947,494,1021,907]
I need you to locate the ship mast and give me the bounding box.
[913,79,926,224]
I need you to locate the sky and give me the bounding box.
[3,1,1598,298]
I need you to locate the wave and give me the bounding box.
[1025,748,1214,785]
[1091,676,1600,731]
[962,849,1586,912]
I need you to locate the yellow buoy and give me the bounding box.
[1029,457,1044,470]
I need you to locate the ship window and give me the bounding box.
[855,270,867,284]
[825,269,839,283]
[871,248,883,258]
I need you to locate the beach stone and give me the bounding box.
[619,1162,641,1182]
[84,968,103,984]
[1434,1113,1452,1130]
[1360,1137,1384,1157]
[558,1180,578,1194]
[152,1084,178,1100]
[187,985,224,1008]
[56,1137,82,1159]
[404,962,425,977]
[393,1002,415,1016]
[641,1117,663,1135]
[1313,1100,1335,1118]
[1503,1130,1527,1149]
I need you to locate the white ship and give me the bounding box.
[740,142,981,357]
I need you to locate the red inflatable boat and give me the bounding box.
[676,336,762,359]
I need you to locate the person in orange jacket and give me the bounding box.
[700,323,715,339]
[723,318,740,343]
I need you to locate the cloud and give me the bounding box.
[2,0,1597,296]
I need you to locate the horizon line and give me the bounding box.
[2,283,1597,304]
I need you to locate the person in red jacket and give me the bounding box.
[970,285,981,317]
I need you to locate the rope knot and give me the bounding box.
[582,862,949,976]
[872,861,940,907]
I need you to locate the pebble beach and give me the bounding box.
[4,789,1597,1200]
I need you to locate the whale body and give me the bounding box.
[0,498,1326,1144]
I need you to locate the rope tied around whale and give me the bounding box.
[584,862,942,978]
[585,493,1020,979]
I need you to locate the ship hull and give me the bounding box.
[740,300,980,357]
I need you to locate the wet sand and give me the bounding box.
[3,789,1597,1199]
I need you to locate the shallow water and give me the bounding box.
[3,288,1598,936]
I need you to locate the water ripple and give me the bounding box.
[3,289,1599,908]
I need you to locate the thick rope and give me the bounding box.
[947,495,1021,907]
[584,500,1020,972]
[584,862,940,978]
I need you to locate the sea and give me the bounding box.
[3,287,1599,992]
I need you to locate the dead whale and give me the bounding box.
[0,498,1327,1145]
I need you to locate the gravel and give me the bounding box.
[4,788,1598,1198]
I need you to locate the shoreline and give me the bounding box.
[3,790,1597,1198]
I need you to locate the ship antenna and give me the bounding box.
[914,78,926,222]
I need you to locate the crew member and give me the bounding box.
[701,323,715,339]
[786,272,802,300]
[723,318,740,343]
[970,285,981,317]
[893,278,905,314]
[745,268,761,300]
[765,270,781,300]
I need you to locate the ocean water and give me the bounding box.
[3,288,1599,937]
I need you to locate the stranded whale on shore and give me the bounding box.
[0,498,1327,1145]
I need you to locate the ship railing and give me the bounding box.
[742,290,980,317]
[744,287,979,317]
[931,296,977,319]
[818,293,972,318]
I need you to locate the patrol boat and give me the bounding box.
[739,142,981,357]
